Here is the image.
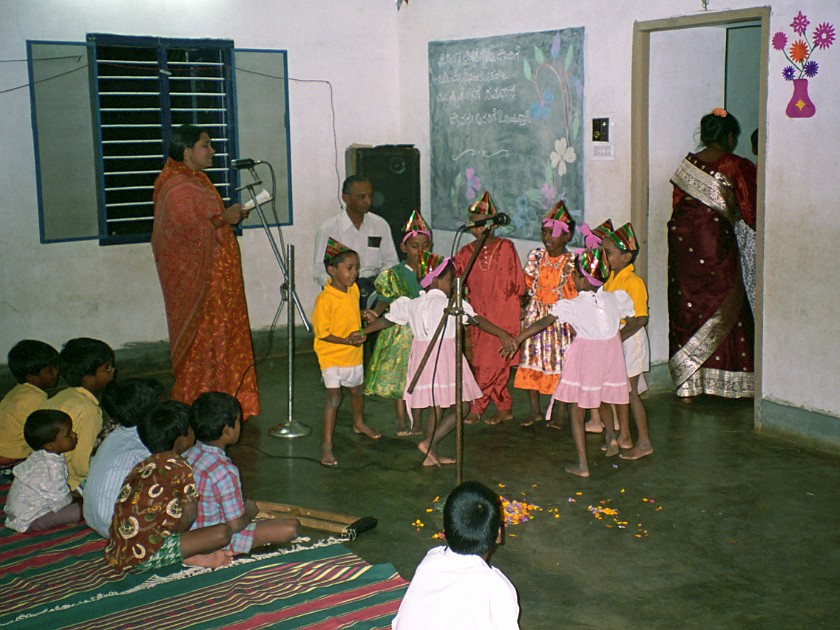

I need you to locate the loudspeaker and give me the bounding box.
[346,144,421,258]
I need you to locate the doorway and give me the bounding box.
[630,8,769,405]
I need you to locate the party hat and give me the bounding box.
[468,191,498,216]
[418,251,451,288]
[606,222,639,252]
[542,200,573,237]
[401,209,432,243]
[579,218,614,248]
[323,236,352,265]
[576,247,611,286]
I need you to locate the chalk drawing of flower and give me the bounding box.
[540,182,556,210]
[465,167,481,201]
[549,138,576,177]
[791,11,810,36]
[813,22,836,50]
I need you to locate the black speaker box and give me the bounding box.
[345,144,421,258]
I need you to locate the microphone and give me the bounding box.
[231,158,263,169]
[462,213,510,229]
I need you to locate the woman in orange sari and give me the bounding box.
[152,125,260,419]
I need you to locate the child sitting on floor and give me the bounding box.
[392,480,520,629]
[185,392,299,555]
[41,338,115,491]
[5,410,83,532]
[364,252,517,466]
[313,238,381,467]
[602,223,654,460]
[0,340,59,463]
[104,401,233,571]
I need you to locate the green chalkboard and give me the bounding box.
[429,28,585,241]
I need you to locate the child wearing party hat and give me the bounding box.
[312,237,381,467]
[514,200,578,428]
[364,211,431,436]
[578,218,614,249]
[602,222,653,460]
[453,192,525,426]
[510,248,634,477]
[364,251,517,466]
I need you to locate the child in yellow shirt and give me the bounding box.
[312,238,380,467]
[0,340,59,463]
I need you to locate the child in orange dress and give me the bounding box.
[453,192,525,426]
[514,201,577,428]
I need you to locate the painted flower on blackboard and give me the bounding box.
[540,182,557,210]
[529,88,555,121]
[465,167,481,201]
[550,138,576,177]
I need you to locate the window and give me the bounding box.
[27,36,292,244]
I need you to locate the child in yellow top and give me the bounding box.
[312,238,380,467]
[41,338,116,490]
[602,223,653,460]
[0,340,59,462]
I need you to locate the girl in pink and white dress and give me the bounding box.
[512,248,636,478]
[364,252,516,467]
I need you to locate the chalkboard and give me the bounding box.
[429,28,585,241]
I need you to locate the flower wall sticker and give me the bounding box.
[773,11,835,118]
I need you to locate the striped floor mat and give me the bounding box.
[0,483,406,629]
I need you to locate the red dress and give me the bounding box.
[152,159,260,418]
[454,238,525,415]
[668,152,755,399]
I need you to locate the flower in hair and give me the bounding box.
[711,107,727,117]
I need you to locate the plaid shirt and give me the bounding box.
[185,441,255,553]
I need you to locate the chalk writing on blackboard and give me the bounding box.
[429,28,584,241]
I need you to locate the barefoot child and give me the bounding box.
[4,410,83,532]
[514,201,577,429]
[512,248,635,478]
[453,192,525,426]
[104,401,233,571]
[602,223,654,460]
[365,252,517,466]
[364,211,431,436]
[313,238,381,467]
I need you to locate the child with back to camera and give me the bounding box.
[186,392,299,554]
[511,248,635,477]
[0,340,59,463]
[104,401,233,572]
[453,192,525,426]
[364,211,431,436]
[514,201,577,429]
[313,238,381,467]
[40,338,115,491]
[392,480,520,629]
[602,223,654,460]
[4,409,83,532]
[364,252,517,467]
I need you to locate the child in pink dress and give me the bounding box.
[364,252,517,466]
[512,248,635,478]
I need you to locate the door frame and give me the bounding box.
[631,7,769,408]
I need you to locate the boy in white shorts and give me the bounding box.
[312,238,381,467]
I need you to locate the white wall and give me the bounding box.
[2,0,840,418]
[0,0,401,352]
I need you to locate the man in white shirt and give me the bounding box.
[312,176,399,309]
[392,481,520,629]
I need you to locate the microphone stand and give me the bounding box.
[237,165,312,439]
[406,226,493,484]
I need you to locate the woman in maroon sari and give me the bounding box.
[668,110,756,401]
[152,125,260,419]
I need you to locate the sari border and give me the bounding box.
[670,156,737,224]
[675,368,754,399]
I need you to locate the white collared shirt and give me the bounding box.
[386,289,476,341]
[312,210,399,287]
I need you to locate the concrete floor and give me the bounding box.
[214,350,839,629]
